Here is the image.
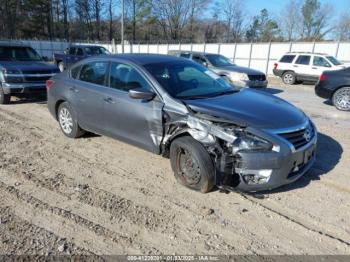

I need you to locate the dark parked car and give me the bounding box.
[54,45,110,72]
[0,43,60,104]
[315,68,350,111]
[169,51,268,88]
[47,54,317,193]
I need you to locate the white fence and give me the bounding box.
[8,40,350,75]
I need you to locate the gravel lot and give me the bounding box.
[0,77,349,256]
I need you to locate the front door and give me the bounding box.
[312,56,332,77]
[101,62,164,153]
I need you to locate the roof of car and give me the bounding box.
[0,41,30,48]
[97,53,188,65]
[70,44,106,48]
[285,52,329,56]
[169,50,218,56]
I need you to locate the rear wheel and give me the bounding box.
[282,71,296,85]
[0,87,10,104]
[58,102,85,138]
[58,61,65,72]
[332,87,350,111]
[170,136,215,193]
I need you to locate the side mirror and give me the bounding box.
[42,56,49,62]
[129,87,156,100]
[203,62,208,67]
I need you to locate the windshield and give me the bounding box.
[0,46,42,61]
[144,61,236,99]
[205,54,234,67]
[84,46,110,55]
[326,56,342,66]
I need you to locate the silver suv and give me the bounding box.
[169,51,268,88]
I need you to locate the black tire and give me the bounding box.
[0,87,10,104]
[282,71,296,85]
[57,102,85,138]
[332,87,350,111]
[58,61,65,72]
[170,136,215,193]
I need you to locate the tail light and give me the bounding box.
[274,63,278,70]
[46,80,55,91]
[319,74,327,82]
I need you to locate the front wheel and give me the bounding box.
[0,87,10,104]
[58,102,85,138]
[170,136,215,193]
[332,87,350,111]
[282,71,296,85]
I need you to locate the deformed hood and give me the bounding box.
[215,65,265,75]
[182,89,307,129]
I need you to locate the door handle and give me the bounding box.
[312,67,317,69]
[69,87,79,93]
[103,97,115,104]
[293,65,298,67]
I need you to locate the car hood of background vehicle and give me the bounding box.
[216,65,265,75]
[183,89,307,129]
[0,61,59,72]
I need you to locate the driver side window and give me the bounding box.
[313,56,331,67]
[109,62,151,92]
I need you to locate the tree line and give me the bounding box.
[0,0,349,43]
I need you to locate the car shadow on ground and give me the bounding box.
[254,132,343,195]
[260,87,284,95]
[11,94,47,105]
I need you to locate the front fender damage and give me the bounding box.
[161,110,248,190]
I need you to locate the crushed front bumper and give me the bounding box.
[2,82,46,94]
[233,128,317,192]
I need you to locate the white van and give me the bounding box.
[273,52,346,84]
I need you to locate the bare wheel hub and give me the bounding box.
[177,148,201,185]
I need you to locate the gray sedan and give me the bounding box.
[47,54,316,193]
[168,51,268,88]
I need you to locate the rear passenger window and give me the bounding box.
[280,55,295,63]
[77,48,84,56]
[69,48,76,55]
[109,62,151,92]
[295,55,311,65]
[79,61,109,86]
[71,65,81,79]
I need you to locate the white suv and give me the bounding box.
[273,52,346,85]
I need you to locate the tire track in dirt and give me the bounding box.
[1,105,349,254]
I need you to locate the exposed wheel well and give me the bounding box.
[332,86,350,97]
[55,100,66,120]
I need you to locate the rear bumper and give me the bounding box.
[315,82,333,99]
[273,69,284,77]
[1,82,46,94]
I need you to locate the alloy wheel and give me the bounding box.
[334,88,350,111]
[59,107,73,134]
[177,148,201,185]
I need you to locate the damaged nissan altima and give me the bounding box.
[47,54,317,193]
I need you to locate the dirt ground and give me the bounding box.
[0,77,349,256]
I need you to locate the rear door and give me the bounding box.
[101,61,164,153]
[293,55,312,80]
[73,60,110,134]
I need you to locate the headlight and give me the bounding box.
[230,72,249,81]
[232,132,272,153]
[2,69,24,83]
